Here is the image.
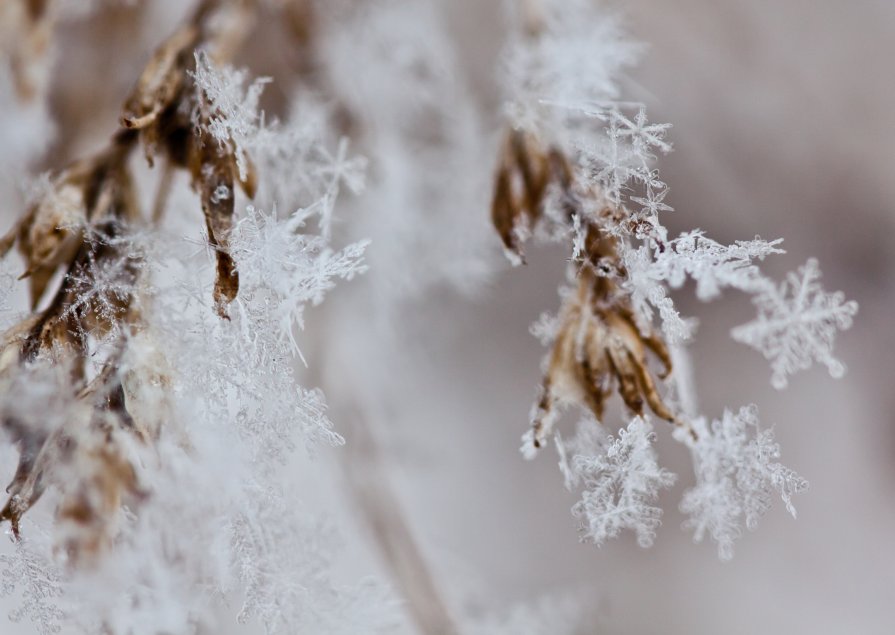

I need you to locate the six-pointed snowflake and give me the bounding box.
[732,258,858,389]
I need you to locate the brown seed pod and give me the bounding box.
[120,24,200,134]
[491,129,551,263]
[530,267,677,449]
[194,140,240,319]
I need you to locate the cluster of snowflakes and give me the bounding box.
[0,43,399,635]
[507,0,857,559]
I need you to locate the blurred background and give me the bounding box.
[2,1,893,633]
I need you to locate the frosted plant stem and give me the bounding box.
[339,405,459,635]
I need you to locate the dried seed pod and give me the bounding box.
[1,131,139,309]
[491,129,550,263]
[121,24,199,133]
[117,0,259,315]
[54,368,146,565]
[195,142,239,318]
[56,440,141,565]
[0,359,89,538]
[530,267,677,449]
[0,347,146,561]
[0,0,261,559]
[491,129,585,264]
[1,170,87,309]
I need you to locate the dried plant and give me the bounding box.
[0,2,394,633]
[0,0,257,558]
[0,0,861,633]
[495,0,856,556]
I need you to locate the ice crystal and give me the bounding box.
[229,484,399,635]
[677,405,808,560]
[0,536,66,635]
[613,107,673,156]
[653,231,784,299]
[621,243,696,343]
[560,417,676,548]
[468,593,592,635]
[0,260,14,321]
[60,229,142,339]
[732,258,858,388]
[502,0,639,132]
[230,204,369,357]
[191,50,271,182]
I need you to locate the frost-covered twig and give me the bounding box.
[497,0,856,557]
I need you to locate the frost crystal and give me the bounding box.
[229,485,398,635]
[191,50,271,183]
[503,0,639,131]
[61,225,143,339]
[613,107,673,155]
[230,205,369,358]
[0,536,66,635]
[561,417,675,548]
[678,405,808,560]
[468,593,592,635]
[732,258,858,388]
[620,244,695,343]
[653,231,784,300]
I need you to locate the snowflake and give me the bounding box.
[467,593,591,635]
[630,185,673,218]
[581,119,639,204]
[612,107,672,155]
[317,137,367,197]
[731,258,858,388]
[0,261,15,322]
[562,416,676,548]
[230,205,369,358]
[501,0,639,130]
[0,536,66,635]
[654,230,784,300]
[676,405,808,560]
[61,239,140,338]
[191,50,271,182]
[230,485,397,635]
[554,415,610,491]
[620,244,696,343]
